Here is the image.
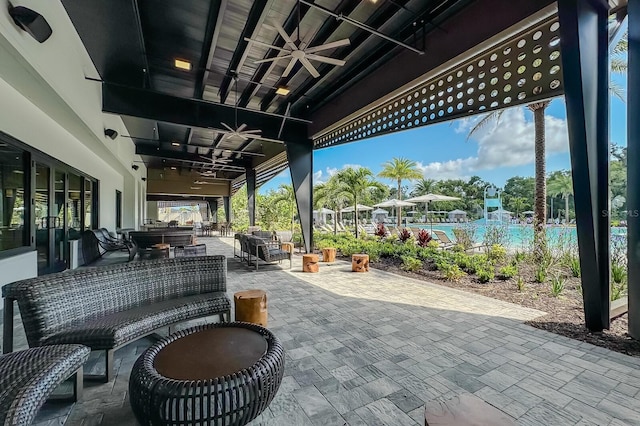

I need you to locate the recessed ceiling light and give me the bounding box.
[171,142,180,146]
[174,59,192,71]
[275,85,290,96]
[170,167,177,170]
[190,187,202,190]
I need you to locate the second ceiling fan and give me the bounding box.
[245,1,350,79]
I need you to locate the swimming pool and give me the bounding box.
[412,223,627,248]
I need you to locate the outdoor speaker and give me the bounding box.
[9,6,52,43]
[104,128,118,140]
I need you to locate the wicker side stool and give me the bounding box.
[0,345,90,425]
[129,322,284,426]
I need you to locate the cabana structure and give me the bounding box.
[447,209,467,222]
[0,0,635,339]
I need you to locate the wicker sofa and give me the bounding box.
[2,256,231,382]
[0,344,89,425]
[128,230,195,250]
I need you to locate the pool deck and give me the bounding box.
[3,236,640,425]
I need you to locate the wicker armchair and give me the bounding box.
[89,229,138,261]
[3,256,230,382]
[0,344,89,425]
[246,236,291,271]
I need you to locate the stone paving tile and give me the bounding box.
[2,236,639,425]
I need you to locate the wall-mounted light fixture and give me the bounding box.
[9,5,52,43]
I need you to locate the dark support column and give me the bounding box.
[286,139,313,253]
[628,0,640,339]
[558,0,610,331]
[223,196,231,223]
[246,168,256,227]
[206,199,218,222]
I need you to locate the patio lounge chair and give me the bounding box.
[431,229,456,250]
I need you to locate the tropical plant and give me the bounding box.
[498,265,518,280]
[477,267,494,283]
[272,183,297,233]
[487,244,507,262]
[374,222,387,238]
[611,261,627,285]
[335,167,385,238]
[550,275,566,297]
[378,157,423,225]
[611,281,627,301]
[416,229,432,247]
[510,197,527,219]
[401,255,422,272]
[534,265,547,283]
[314,175,351,235]
[442,264,466,282]
[398,228,412,243]
[412,178,437,196]
[569,256,580,278]
[516,276,526,292]
[547,171,573,225]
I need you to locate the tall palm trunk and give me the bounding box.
[529,101,550,261]
[565,194,570,225]
[397,178,402,227]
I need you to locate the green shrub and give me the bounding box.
[476,267,494,283]
[426,240,440,249]
[417,247,438,261]
[550,275,565,297]
[453,253,472,271]
[611,261,627,284]
[534,266,547,283]
[476,265,495,284]
[497,265,518,280]
[514,251,526,263]
[487,244,507,262]
[611,281,627,301]
[516,276,525,292]
[569,256,580,278]
[452,244,465,253]
[401,255,422,272]
[441,264,466,282]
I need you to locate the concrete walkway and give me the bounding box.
[4,236,640,425]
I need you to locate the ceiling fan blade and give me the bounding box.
[306,54,346,66]
[237,123,247,132]
[198,156,214,163]
[254,55,292,64]
[241,129,262,134]
[299,30,315,51]
[244,38,290,53]
[299,57,320,78]
[221,123,234,132]
[282,57,299,78]
[305,38,350,54]
[272,21,298,50]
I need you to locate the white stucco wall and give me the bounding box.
[0,1,147,275]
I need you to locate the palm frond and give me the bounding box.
[609,81,626,103]
[466,110,505,141]
[611,58,627,74]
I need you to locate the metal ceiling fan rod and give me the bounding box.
[298,0,424,55]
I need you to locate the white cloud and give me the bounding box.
[313,170,324,184]
[326,167,338,177]
[418,107,569,180]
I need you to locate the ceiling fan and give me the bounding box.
[219,74,261,142]
[245,2,350,79]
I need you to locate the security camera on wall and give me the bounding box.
[104,128,118,140]
[131,164,139,171]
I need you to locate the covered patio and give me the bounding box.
[1,0,639,424]
[3,236,640,425]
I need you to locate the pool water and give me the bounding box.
[413,223,627,248]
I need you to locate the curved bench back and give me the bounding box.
[2,256,226,347]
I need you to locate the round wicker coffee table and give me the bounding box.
[129,322,284,426]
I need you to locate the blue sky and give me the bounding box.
[262,25,628,194]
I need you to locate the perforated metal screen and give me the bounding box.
[313,17,563,149]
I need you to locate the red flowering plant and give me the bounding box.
[374,223,387,238]
[398,228,412,243]
[416,229,432,247]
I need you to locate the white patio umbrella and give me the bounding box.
[341,204,373,212]
[374,199,416,226]
[405,193,461,231]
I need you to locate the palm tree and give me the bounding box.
[468,101,549,260]
[412,178,437,196]
[335,167,384,238]
[378,158,423,226]
[272,183,296,234]
[511,197,527,219]
[315,176,350,235]
[610,30,627,101]
[548,171,574,225]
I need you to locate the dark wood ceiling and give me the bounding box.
[61,0,554,188]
